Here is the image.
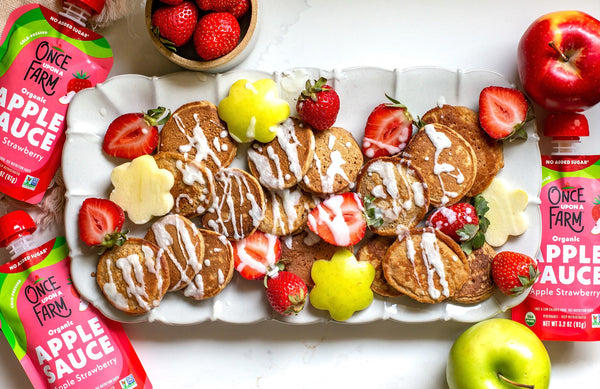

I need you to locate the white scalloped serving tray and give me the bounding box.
[63,67,541,325]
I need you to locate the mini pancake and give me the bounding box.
[356,156,430,236]
[280,229,352,289]
[201,168,265,241]
[449,243,496,304]
[299,126,364,195]
[402,123,477,207]
[96,238,170,315]
[382,228,470,304]
[259,186,316,236]
[159,101,238,171]
[184,229,235,300]
[421,105,504,196]
[145,214,205,291]
[248,117,315,190]
[357,235,401,297]
[154,151,215,218]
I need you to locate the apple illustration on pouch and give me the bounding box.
[446,318,551,389]
[517,10,600,112]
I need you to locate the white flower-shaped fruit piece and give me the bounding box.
[481,177,529,247]
[110,155,174,224]
[310,248,375,321]
[218,78,290,143]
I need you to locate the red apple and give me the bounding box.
[517,10,600,112]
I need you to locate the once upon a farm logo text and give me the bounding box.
[547,185,585,233]
[24,275,72,326]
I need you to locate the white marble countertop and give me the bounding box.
[2,0,600,387]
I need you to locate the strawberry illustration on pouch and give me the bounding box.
[592,196,600,235]
[66,70,93,93]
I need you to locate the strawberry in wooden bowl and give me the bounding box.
[145,0,259,72]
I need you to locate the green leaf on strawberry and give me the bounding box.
[363,195,384,227]
[491,251,539,296]
[460,195,490,255]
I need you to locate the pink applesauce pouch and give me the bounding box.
[512,155,600,341]
[0,4,113,204]
[0,236,152,388]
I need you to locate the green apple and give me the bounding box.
[218,78,290,143]
[310,248,375,321]
[446,318,551,389]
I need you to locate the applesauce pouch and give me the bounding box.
[0,3,113,204]
[512,155,600,341]
[0,236,152,388]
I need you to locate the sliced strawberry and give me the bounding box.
[426,195,489,254]
[233,230,282,280]
[78,198,127,254]
[478,86,529,141]
[362,95,414,158]
[307,192,366,246]
[102,107,170,159]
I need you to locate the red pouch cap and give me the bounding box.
[64,0,106,15]
[0,210,37,248]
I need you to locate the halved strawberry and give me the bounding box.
[478,86,529,141]
[232,230,282,280]
[426,195,489,254]
[362,94,414,158]
[78,198,127,254]
[307,192,366,246]
[102,107,170,159]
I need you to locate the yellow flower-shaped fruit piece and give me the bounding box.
[310,248,375,321]
[481,177,529,247]
[110,155,174,224]
[218,78,290,143]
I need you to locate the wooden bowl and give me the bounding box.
[145,0,259,73]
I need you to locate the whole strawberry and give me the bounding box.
[265,270,308,315]
[228,0,250,18]
[151,1,199,49]
[491,251,539,296]
[196,0,238,11]
[193,12,241,60]
[426,195,489,254]
[296,77,340,130]
[160,0,184,4]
